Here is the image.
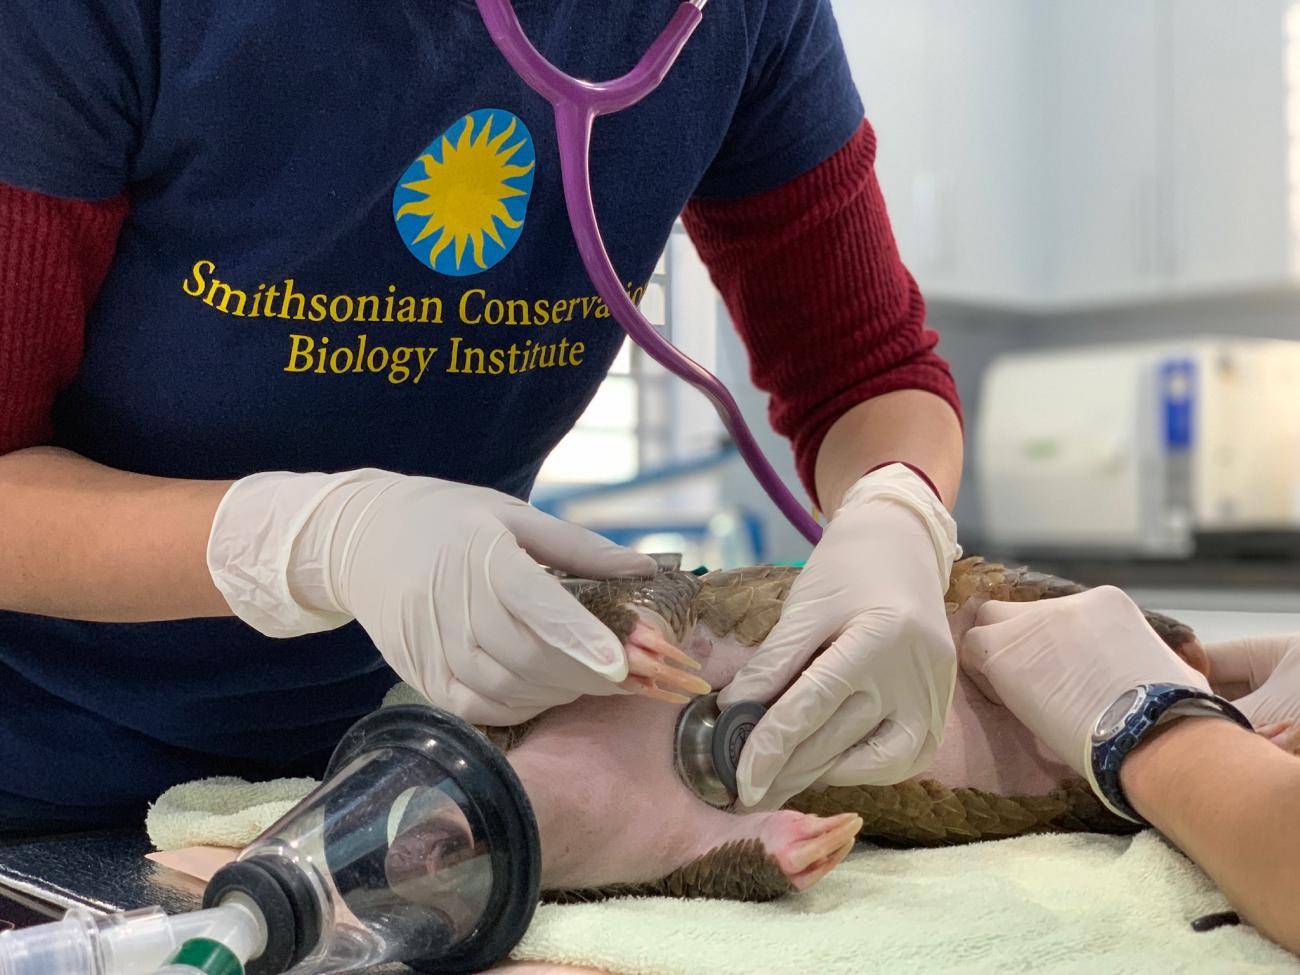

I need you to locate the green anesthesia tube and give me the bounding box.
[156,938,243,975]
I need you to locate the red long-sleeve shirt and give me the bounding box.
[0,184,127,451]
[0,120,959,503]
[684,120,961,504]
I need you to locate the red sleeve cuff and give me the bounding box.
[0,181,127,454]
[683,119,962,508]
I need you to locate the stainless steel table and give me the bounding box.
[0,829,199,922]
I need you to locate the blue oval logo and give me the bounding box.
[393,108,536,276]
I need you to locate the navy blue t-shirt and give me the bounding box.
[0,0,862,825]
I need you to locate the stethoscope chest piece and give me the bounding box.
[674,692,767,809]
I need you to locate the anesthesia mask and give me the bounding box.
[207,705,540,974]
[0,705,540,975]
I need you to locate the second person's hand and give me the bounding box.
[958,586,1213,782]
[207,468,658,726]
[1203,633,1300,753]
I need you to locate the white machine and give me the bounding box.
[977,338,1300,556]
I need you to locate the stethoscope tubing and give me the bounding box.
[476,0,824,544]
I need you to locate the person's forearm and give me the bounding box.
[814,389,963,515]
[1121,717,1300,953]
[0,446,233,621]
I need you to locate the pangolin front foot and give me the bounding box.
[618,608,712,704]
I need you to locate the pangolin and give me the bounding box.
[476,558,1209,904]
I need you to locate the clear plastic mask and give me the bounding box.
[205,707,539,975]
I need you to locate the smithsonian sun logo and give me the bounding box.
[393,108,537,276]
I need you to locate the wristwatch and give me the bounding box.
[1087,682,1253,825]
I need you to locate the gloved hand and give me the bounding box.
[207,468,657,725]
[720,464,960,810]
[957,586,1212,780]
[1203,634,1300,753]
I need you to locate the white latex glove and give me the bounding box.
[958,586,1212,782]
[720,464,960,810]
[207,468,657,725]
[1203,634,1300,753]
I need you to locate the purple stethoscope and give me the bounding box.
[476,0,824,545]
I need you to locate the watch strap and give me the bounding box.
[1087,684,1253,827]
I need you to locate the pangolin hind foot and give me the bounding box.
[545,811,861,904]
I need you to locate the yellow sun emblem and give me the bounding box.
[393,109,537,276]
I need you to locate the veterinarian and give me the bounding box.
[0,0,962,831]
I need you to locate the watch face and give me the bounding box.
[1094,687,1142,740]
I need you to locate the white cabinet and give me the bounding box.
[835,0,1044,305]
[1052,0,1293,303]
[926,0,1048,304]
[1048,0,1164,304]
[1166,0,1291,293]
[833,0,1297,309]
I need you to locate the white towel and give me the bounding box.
[145,685,1299,973]
[511,833,1298,974]
[144,684,423,852]
[146,776,317,852]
